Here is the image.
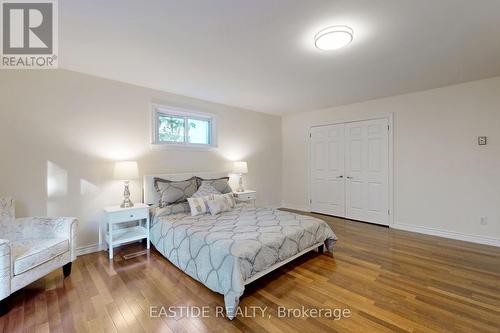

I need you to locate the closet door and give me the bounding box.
[345,118,389,225]
[310,124,345,216]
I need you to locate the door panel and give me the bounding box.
[310,124,345,216]
[345,118,389,225]
[328,141,341,171]
[349,140,362,171]
[313,141,326,170]
[368,138,381,170]
[349,181,363,209]
[367,182,382,211]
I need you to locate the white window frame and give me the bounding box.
[151,104,217,148]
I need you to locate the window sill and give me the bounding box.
[150,142,218,151]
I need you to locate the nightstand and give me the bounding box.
[102,203,150,259]
[233,190,256,205]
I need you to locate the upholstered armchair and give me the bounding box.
[0,197,77,314]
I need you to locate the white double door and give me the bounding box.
[310,118,389,225]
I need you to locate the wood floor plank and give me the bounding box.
[2,211,499,332]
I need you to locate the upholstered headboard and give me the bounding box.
[143,171,230,205]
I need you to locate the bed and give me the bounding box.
[144,172,337,319]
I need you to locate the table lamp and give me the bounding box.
[232,161,248,192]
[113,161,139,208]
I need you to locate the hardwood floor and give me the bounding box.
[1,211,499,333]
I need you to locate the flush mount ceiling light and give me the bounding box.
[314,25,353,50]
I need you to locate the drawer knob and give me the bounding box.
[130,215,134,218]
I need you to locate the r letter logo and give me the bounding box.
[1,0,58,69]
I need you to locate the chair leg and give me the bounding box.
[318,244,324,254]
[63,262,72,277]
[0,298,9,316]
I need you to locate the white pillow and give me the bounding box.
[214,193,236,208]
[187,194,214,216]
[206,197,233,215]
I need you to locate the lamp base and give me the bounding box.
[120,199,134,208]
[237,173,245,192]
[120,181,134,208]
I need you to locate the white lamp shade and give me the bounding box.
[113,161,139,180]
[232,161,248,174]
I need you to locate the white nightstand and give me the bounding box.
[102,203,150,259]
[233,190,257,205]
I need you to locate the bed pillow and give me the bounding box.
[206,197,233,215]
[214,193,236,208]
[187,195,214,216]
[154,202,191,217]
[196,177,232,194]
[192,181,222,197]
[154,176,198,207]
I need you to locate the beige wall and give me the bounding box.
[282,77,500,243]
[2,70,499,248]
[0,70,282,249]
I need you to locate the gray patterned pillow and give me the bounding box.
[196,177,232,194]
[192,181,222,197]
[206,197,233,215]
[154,177,198,207]
[155,202,191,217]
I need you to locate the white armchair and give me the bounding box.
[0,197,77,314]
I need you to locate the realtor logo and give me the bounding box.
[1,0,58,69]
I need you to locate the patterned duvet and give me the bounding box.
[150,204,337,319]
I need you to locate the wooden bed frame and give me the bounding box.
[143,171,325,286]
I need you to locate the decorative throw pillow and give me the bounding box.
[187,195,214,216]
[214,193,236,208]
[206,197,233,215]
[192,181,222,197]
[196,177,232,194]
[154,177,198,207]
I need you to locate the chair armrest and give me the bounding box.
[0,197,15,219]
[0,239,11,300]
[15,217,78,261]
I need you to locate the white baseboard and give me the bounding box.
[76,243,103,256]
[392,222,500,247]
[280,202,310,212]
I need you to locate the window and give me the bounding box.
[152,105,215,147]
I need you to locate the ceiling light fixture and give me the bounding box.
[314,25,353,50]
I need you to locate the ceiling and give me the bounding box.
[60,0,500,115]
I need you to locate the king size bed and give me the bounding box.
[144,172,337,319]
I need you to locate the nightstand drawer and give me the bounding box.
[234,192,256,201]
[107,208,148,223]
